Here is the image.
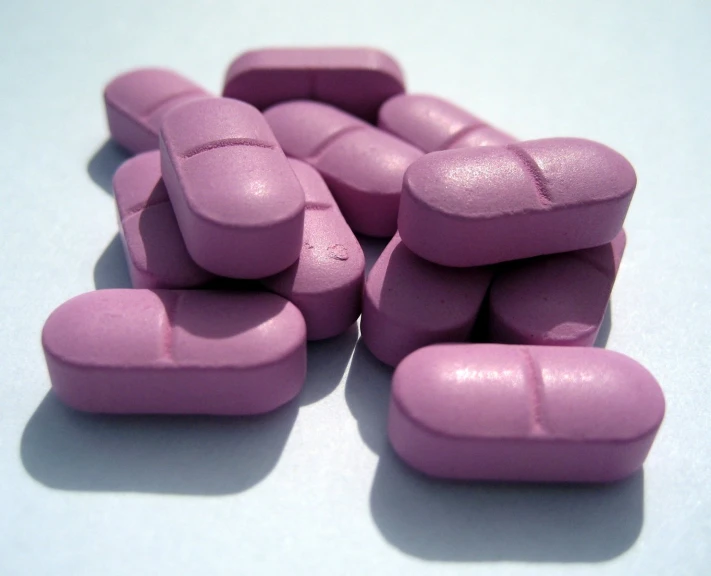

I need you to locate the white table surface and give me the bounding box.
[1,1,709,574]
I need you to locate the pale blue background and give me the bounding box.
[1,1,709,574]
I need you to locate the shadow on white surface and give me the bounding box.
[594,303,612,348]
[87,139,130,194]
[302,325,358,405]
[357,234,389,276]
[93,234,132,289]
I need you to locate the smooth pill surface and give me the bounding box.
[104,68,211,154]
[361,234,491,366]
[389,344,665,482]
[42,290,307,414]
[399,138,636,267]
[112,151,214,289]
[378,94,515,152]
[261,159,365,340]
[489,230,626,346]
[160,98,305,278]
[265,101,422,237]
[223,47,404,122]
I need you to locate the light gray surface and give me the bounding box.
[1,1,709,574]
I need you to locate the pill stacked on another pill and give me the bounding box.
[42,47,664,483]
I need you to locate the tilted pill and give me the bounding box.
[223,47,405,122]
[42,290,307,415]
[262,159,365,340]
[389,344,665,482]
[489,230,626,346]
[378,93,515,152]
[112,151,214,289]
[104,68,211,154]
[160,98,305,279]
[399,138,636,267]
[264,101,422,237]
[361,234,491,367]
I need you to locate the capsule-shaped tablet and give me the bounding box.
[223,47,405,122]
[489,230,626,346]
[112,151,214,289]
[378,94,516,152]
[104,68,211,154]
[361,234,492,366]
[399,138,636,267]
[264,101,422,237]
[389,344,665,482]
[42,290,307,415]
[261,159,365,340]
[160,98,305,278]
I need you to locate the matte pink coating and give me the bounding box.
[399,138,636,267]
[112,151,214,289]
[261,159,365,340]
[389,344,665,482]
[42,290,307,415]
[159,98,305,279]
[223,48,405,122]
[104,68,211,154]
[378,94,516,152]
[489,230,627,347]
[361,234,492,367]
[264,101,422,237]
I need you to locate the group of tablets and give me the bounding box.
[42,48,664,483]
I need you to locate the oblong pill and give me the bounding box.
[399,138,636,267]
[42,290,307,415]
[262,159,365,340]
[160,98,305,278]
[112,151,214,289]
[265,101,422,237]
[361,234,492,366]
[104,68,211,154]
[389,344,665,482]
[223,47,405,122]
[489,230,626,346]
[378,94,515,152]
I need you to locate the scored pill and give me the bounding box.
[389,344,665,482]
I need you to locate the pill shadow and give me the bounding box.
[357,234,389,276]
[93,234,132,289]
[594,303,612,348]
[21,392,298,495]
[87,139,130,194]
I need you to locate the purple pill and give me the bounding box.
[264,101,422,237]
[42,290,307,415]
[104,68,211,154]
[160,98,305,279]
[389,344,665,482]
[399,138,636,267]
[361,234,492,367]
[223,47,405,122]
[489,230,627,346]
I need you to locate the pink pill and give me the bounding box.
[104,68,211,154]
[378,94,516,152]
[489,230,626,346]
[399,138,636,267]
[389,344,665,482]
[361,234,491,366]
[223,47,405,122]
[160,98,305,279]
[112,151,214,289]
[264,101,422,237]
[262,159,365,340]
[42,290,307,415]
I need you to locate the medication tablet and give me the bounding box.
[389,344,665,482]
[361,234,491,366]
[223,47,405,121]
[160,98,305,278]
[104,68,210,154]
[399,138,636,267]
[112,151,214,289]
[42,290,307,415]
[488,230,626,346]
[265,101,422,237]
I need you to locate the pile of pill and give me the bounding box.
[42,48,665,483]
